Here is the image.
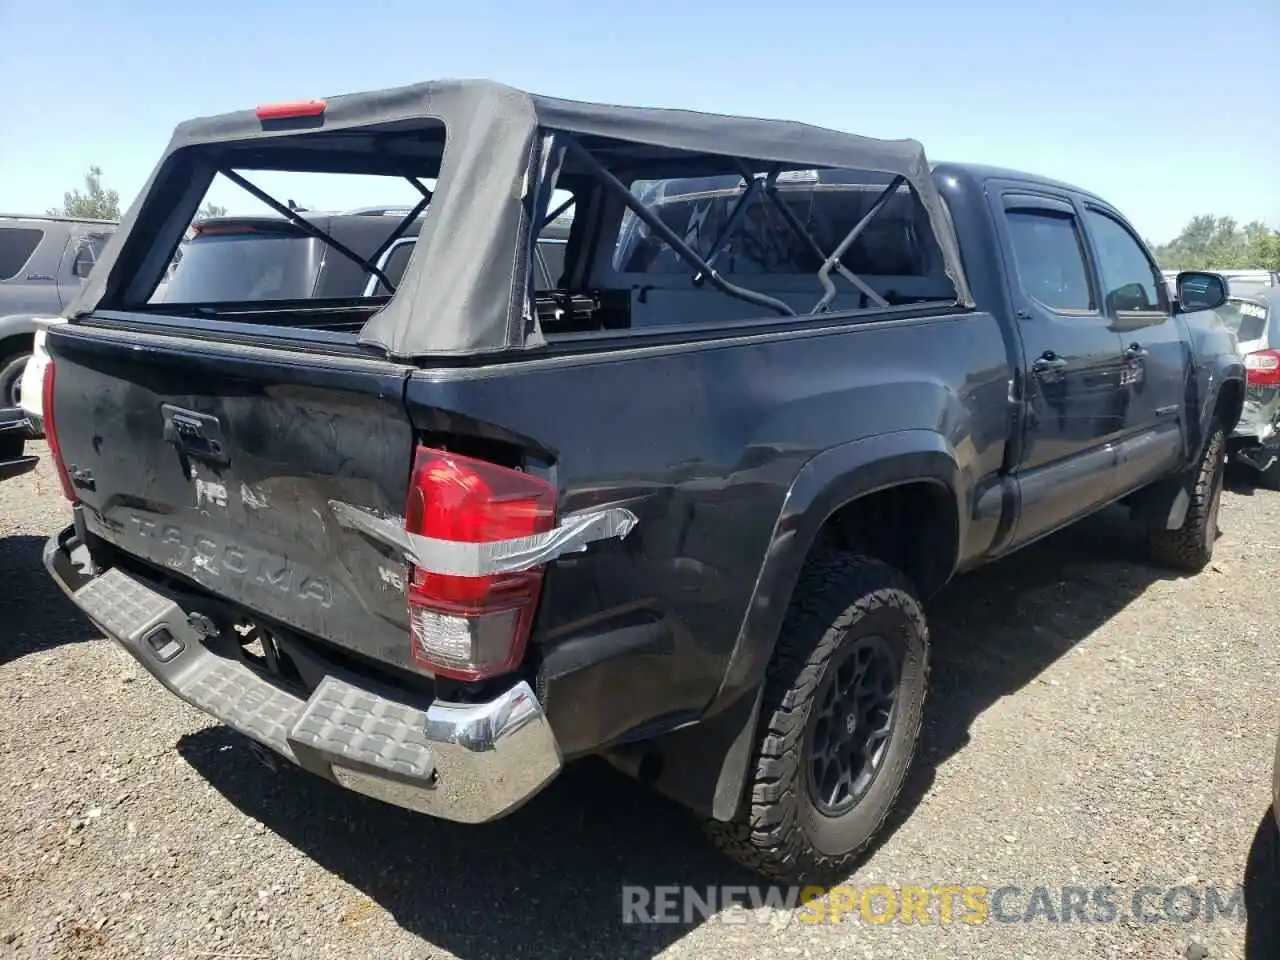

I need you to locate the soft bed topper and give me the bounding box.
[73,78,973,359]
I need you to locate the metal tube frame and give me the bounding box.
[563,136,797,318]
[561,136,915,318]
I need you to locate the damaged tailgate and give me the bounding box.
[46,324,420,673]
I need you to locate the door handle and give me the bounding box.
[1031,352,1069,374]
[1125,343,1148,359]
[161,404,230,467]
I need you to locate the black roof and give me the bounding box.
[931,162,1105,204]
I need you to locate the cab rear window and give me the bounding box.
[162,231,320,303]
[1217,299,1269,344]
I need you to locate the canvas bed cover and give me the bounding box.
[70,78,975,359]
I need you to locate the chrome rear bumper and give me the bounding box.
[45,526,562,823]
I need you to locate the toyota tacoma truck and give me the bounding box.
[40,79,1239,882]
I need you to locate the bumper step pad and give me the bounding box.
[291,676,436,781]
[51,540,563,823]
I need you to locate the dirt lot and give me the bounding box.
[2,443,1278,959]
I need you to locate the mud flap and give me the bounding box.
[1128,474,1192,532]
[601,684,765,821]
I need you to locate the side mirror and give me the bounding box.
[1175,271,1228,313]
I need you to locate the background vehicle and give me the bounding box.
[40,80,1239,883]
[161,208,571,305]
[0,406,36,482]
[1217,287,1280,486]
[21,211,570,433]
[0,215,115,409]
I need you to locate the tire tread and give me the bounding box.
[1148,426,1226,572]
[705,551,929,882]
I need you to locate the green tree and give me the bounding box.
[1153,214,1280,272]
[47,165,121,220]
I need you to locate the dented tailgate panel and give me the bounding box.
[46,325,421,673]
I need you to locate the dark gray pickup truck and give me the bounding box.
[39,80,1239,882]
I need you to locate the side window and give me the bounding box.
[0,227,45,282]
[611,174,937,278]
[371,242,416,295]
[1215,298,1269,343]
[1004,209,1094,312]
[72,232,112,280]
[1084,209,1164,313]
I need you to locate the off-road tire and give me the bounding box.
[704,551,929,883]
[1147,425,1226,572]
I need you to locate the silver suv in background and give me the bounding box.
[0,214,116,408]
[21,208,571,434]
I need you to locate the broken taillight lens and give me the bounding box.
[41,359,77,503]
[403,447,556,681]
[1245,348,1280,387]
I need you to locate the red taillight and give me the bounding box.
[404,447,556,681]
[41,360,77,503]
[1245,349,1280,387]
[255,99,327,121]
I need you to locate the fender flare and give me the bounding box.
[1201,367,1245,443]
[635,430,963,822]
[1133,365,1245,532]
[710,429,962,718]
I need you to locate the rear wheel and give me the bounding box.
[705,552,929,883]
[1147,425,1226,572]
[0,350,29,410]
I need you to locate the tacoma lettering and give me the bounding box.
[127,515,333,608]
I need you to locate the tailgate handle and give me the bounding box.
[161,404,229,467]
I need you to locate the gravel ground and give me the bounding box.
[2,442,1278,959]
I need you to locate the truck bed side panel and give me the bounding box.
[407,310,1011,748]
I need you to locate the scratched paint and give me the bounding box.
[378,565,405,593]
[194,478,228,508]
[240,483,270,510]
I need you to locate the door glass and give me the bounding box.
[1085,210,1165,313]
[1004,210,1094,312]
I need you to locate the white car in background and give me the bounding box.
[18,317,62,437]
[1220,286,1280,487]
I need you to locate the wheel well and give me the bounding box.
[1216,379,1244,435]
[815,481,958,597]
[0,332,35,362]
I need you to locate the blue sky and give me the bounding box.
[1,0,1276,244]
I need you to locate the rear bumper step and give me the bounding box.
[44,525,563,824]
